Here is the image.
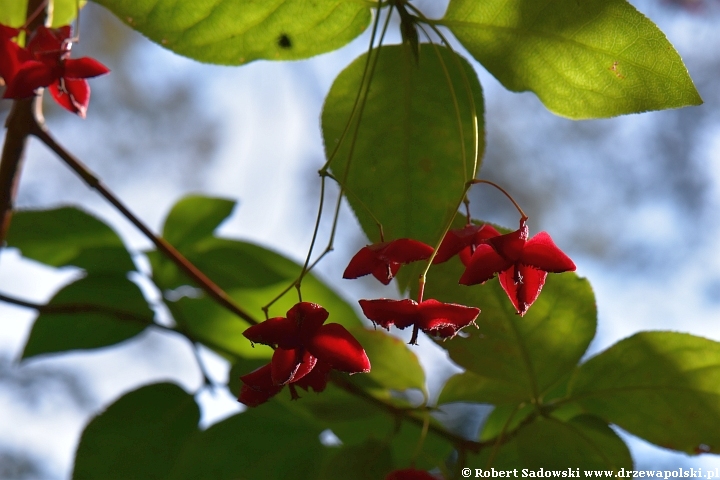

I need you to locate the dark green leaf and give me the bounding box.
[90,0,371,65]
[441,0,702,118]
[517,415,631,470]
[323,44,484,252]
[168,401,328,480]
[431,264,596,405]
[469,415,631,470]
[7,207,135,274]
[348,327,426,396]
[567,331,720,454]
[320,438,393,480]
[73,383,199,479]
[22,275,153,359]
[161,195,236,249]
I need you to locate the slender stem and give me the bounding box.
[29,121,258,326]
[470,179,528,222]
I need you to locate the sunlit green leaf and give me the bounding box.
[7,207,135,274]
[441,0,702,118]
[567,331,720,454]
[90,0,371,65]
[161,195,236,249]
[430,261,596,405]
[323,44,484,254]
[22,274,153,359]
[168,401,328,480]
[52,0,87,27]
[0,0,27,26]
[73,383,199,479]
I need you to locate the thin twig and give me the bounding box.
[28,120,259,326]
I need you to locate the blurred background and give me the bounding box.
[1,0,720,477]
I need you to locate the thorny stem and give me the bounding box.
[28,119,259,326]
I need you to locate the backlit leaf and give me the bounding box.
[441,0,702,118]
[90,0,371,65]
[567,331,720,454]
[323,44,484,254]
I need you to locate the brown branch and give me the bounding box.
[0,0,47,244]
[26,120,258,326]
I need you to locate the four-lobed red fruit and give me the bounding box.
[243,302,370,386]
[343,238,434,285]
[1,24,109,117]
[359,298,479,343]
[460,220,575,315]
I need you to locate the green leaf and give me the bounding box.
[518,416,631,470]
[73,383,200,479]
[168,401,328,480]
[567,331,720,454]
[441,0,702,119]
[22,274,153,359]
[161,195,236,249]
[431,264,596,405]
[469,415,631,470]
[6,207,135,274]
[51,0,87,27]
[323,44,484,249]
[90,0,371,65]
[320,439,393,480]
[0,0,27,26]
[348,327,426,396]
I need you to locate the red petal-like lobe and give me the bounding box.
[488,225,527,262]
[240,363,275,389]
[294,359,332,393]
[287,301,329,340]
[433,226,479,264]
[371,261,400,285]
[238,384,280,407]
[0,26,19,40]
[49,78,90,117]
[238,364,283,407]
[459,244,512,285]
[0,32,33,85]
[307,323,370,373]
[343,246,383,280]
[358,298,419,330]
[521,231,576,273]
[243,316,299,349]
[379,238,434,264]
[417,299,479,338]
[498,264,547,316]
[64,57,110,79]
[270,347,301,385]
[27,26,63,58]
[386,468,441,480]
[3,61,56,98]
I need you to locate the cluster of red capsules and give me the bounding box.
[346,217,576,344]
[1,24,109,117]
